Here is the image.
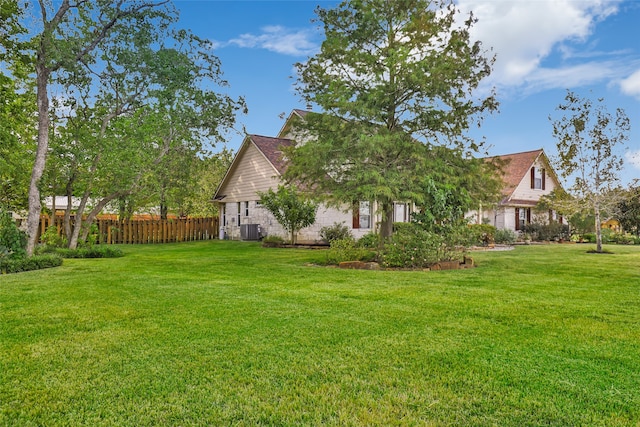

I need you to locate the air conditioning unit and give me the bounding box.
[240,224,260,241]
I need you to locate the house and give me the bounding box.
[214,110,562,241]
[467,149,564,232]
[214,110,414,242]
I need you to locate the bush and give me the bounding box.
[0,254,63,274]
[523,222,570,241]
[40,225,67,249]
[538,223,570,241]
[612,233,634,245]
[581,230,612,244]
[319,222,353,243]
[326,238,375,265]
[262,235,285,246]
[379,224,443,268]
[0,210,27,259]
[494,229,517,245]
[39,245,124,259]
[468,224,496,246]
[357,232,380,249]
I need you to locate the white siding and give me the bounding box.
[217,143,280,204]
[510,158,557,203]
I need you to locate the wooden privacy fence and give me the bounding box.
[39,215,219,245]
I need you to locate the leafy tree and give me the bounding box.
[184,149,235,217]
[0,70,35,211]
[287,0,498,238]
[15,0,180,255]
[550,91,630,253]
[32,4,243,249]
[258,185,318,245]
[616,186,640,236]
[0,1,33,212]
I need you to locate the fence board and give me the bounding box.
[38,215,219,245]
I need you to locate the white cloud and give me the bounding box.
[626,149,640,170]
[457,0,622,89]
[213,25,319,57]
[620,69,640,99]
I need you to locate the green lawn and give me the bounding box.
[1,241,639,426]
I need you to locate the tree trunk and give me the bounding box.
[291,229,297,245]
[379,201,394,239]
[25,62,51,256]
[79,193,123,243]
[595,201,602,253]
[68,190,91,249]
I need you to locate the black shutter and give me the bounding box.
[542,169,546,190]
[515,208,520,231]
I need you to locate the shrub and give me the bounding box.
[379,224,443,268]
[0,254,63,274]
[319,222,353,243]
[612,233,634,245]
[40,225,67,248]
[0,210,27,259]
[41,245,124,259]
[357,232,380,249]
[494,229,517,245]
[537,223,570,241]
[468,224,496,246]
[326,238,374,265]
[262,235,285,246]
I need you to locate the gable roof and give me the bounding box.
[213,134,294,201]
[249,134,294,175]
[491,149,543,197]
[485,148,559,201]
[277,109,309,138]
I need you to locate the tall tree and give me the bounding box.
[0,70,35,212]
[18,1,243,251]
[0,1,33,212]
[287,0,498,238]
[550,90,630,253]
[21,0,174,255]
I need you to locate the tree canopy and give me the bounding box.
[549,90,630,252]
[287,0,499,238]
[1,1,244,253]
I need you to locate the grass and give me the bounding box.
[1,241,639,426]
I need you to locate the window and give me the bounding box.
[393,202,409,223]
[353,201,372,229]
[530,167,546,190]
[360,201,371,229]
[515,207,531,231]
[244,201,249,217]
[237,202,241,225]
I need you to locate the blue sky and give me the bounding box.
[175,0,640,185]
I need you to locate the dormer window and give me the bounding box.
[530,167,546,190]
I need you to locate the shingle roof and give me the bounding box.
[487,149,543,199]
[249,134,294,175]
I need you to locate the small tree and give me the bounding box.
[258,185,318,245]
[550,91,630,253]
[616,185,640,236]
[0,210,27,259]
